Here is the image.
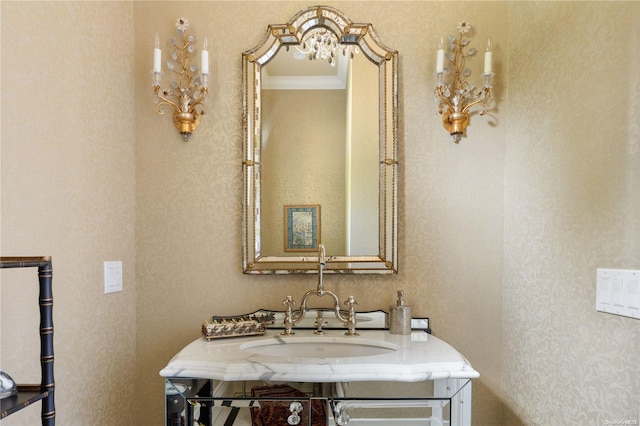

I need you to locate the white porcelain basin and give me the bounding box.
[240,336,398,359]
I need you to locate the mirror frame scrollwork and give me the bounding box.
[242,6,398,274]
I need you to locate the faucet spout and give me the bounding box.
[282,244,359,336]
[317,244,326,294]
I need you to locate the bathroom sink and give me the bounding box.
[240,336,398,359]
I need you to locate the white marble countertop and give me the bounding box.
[160,329,479,383]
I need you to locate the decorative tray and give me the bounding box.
[202,311,275,340]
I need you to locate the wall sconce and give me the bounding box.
[434,21,494,143]
[152,18,209,142]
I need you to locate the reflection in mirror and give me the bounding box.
[261,43,378,257]
[242,6,398,274]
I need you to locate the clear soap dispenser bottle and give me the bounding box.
[389,290,412,335]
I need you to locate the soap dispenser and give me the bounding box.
[389,290,412,335]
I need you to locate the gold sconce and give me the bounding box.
[435,21,494,143]
[152,18,209,142]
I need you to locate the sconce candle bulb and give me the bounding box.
[436,35,445,73]
[484,38,492,74]
[153,32,162,73]
[152,17,209,142]
[201,37,209,77]
[434,21,494,143]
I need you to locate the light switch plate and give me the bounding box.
[104,261,123,294]
[596,268,640,319]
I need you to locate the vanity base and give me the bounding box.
[167,378,472,426]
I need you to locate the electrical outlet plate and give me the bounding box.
[104,261,123,294]
[596,268,640,319]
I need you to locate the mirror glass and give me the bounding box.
[242,6,398,274]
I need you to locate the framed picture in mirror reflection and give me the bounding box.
[284,205,320,252]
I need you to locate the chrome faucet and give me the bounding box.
[281,244,358,336]
[317,243,326,294]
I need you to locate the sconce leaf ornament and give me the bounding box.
[152,17,210,142]
[435,20,494,143]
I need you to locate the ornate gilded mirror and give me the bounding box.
[242,6,398,274]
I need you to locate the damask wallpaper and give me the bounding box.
[502,2,640,424]
[1,1,638,425]
[1,2,137,425]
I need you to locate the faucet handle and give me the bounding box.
[343,296,359,336]
[282,295,296,309]
[344,295,358,310]
[281,296,297,336]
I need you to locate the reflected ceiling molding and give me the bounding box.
[262,48,349,90]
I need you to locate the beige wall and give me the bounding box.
[502,2,640,423]
[1,2,137,425]
[1,1,638,425]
